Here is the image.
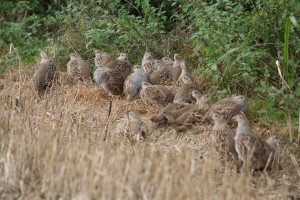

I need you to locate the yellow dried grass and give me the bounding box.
[0,69,299,199]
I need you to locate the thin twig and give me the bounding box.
[102,100,113,141]
[298,108,300,142]
[287,109,293,143]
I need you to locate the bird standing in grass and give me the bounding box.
[173,75,193,105]
[142,52,156,75]
[33,51,56,95]
[67,53,92,84]
[211,112,239,163]
[170,54,183,81]
[233,113,276,171]
[126,111,147,142]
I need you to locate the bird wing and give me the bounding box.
[103,71,124,95]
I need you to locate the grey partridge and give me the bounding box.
[140,82,174,109]
[233,113,276,170]
[142,52,156,75]
[33,51,56,95]
[105,53,132,79]
[94,50,115,68]
[94,67,125,96]
[67,53,92,84]
[170,54,183,81]
[173,75,193,105]
[173,93,213,127]
[203,95,248,122]
[211,112,239,162]
[126,111,147,142]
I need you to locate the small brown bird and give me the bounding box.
[170,54,183,81]
[152,56,173,72]
[67,53,92,84]
[94,50,115,68]
[140,82,175,109]
[126,111,147,142]
[142,52,156,75]
[105,53,132,78]
[177,62,197,88]
[211,112,239,162]
[204,95,248,122]
[33,51,56,95]
[266,135,282,170]
[94,67,125,96]
[149,65,174,85]
[173,93,213,127]
[150,102,189,124]
[173,75,193,105]
[233,113,276,170]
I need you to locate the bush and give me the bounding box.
[0,0,299,114]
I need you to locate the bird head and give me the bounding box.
[191,90,201,99]
[128,111,139,120]
[132,65,143,72]
[201,93,213,103]
[161,57,173,63]
[211,112,225,122]
[174,54,181,61]
[118,53,128,61]
[266,135,282,146]
[143,52,153,60]
[232,112,247,123]
[141,82,151,89]
[94,50,104,56]
[40,51,49,59]
[180,61,187,69]
[181,75,192,84]
[69,53,81,60]
[233,95,246,103]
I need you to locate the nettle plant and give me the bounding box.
[178,1,299,106]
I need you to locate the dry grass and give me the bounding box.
[0,68,299,200]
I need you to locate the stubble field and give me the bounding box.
[0,67,299,200]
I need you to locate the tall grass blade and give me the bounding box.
[283,18,291,76]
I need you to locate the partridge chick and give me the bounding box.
[140,82,174,109]
[266,135,282,170]
[94,67,125,96]
[173,93,213,129]
[233,113,276,170]
[173,75,193,105]
[204,95,247,122]
[142,52,156,75]
[106,53,132,78]
[170,54,183,81]
[211,112,239,162]
[126,111,147,142]
[33,51,56,95]
[94,50,115,68]
[67,53,92,84]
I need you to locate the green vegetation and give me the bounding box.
[0,0,299,130]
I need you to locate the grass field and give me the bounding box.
[0,66,299,200]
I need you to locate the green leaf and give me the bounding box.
[283,17,291,75]
[295,87,300,97]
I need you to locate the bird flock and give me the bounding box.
[33,50,281,172]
